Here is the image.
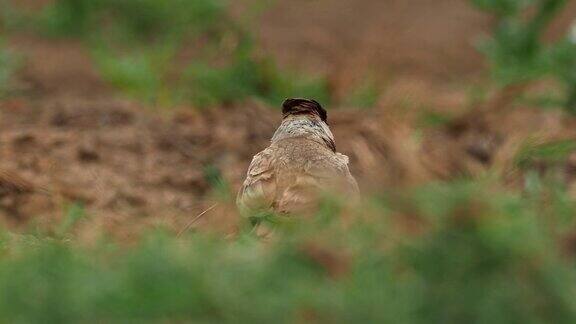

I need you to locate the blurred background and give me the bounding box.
[1,0,576,322]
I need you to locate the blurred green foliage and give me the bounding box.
[30,0,328,107]
[516,139,576,169]
[343,76,380,109]
[0,38,16,98]
[471,0,576,113]
[0,0,19,30]
[39,0,224,39]
[56,203,87,238]
[0,181,575,322]
[184,47,329,107]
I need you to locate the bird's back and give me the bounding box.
[237,137,358,215]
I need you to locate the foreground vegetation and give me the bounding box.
[0,180,574,323]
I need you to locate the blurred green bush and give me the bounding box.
[31,0,329,107]
[40,0,224,38]
[0,180,575,322]
[0,38,16,98]
[471,0,576,113]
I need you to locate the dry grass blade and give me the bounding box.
[177,204,218,237]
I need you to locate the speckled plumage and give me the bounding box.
[237,99,359,215]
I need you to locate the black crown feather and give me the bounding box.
[282,98,327,122]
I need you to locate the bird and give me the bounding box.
[237,98,359,218]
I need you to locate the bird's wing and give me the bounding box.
[301,152,359,195]
[335,153,360,196]
[277,152,359,214]
[237,147,278,215]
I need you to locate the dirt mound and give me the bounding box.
[2,88,575,239]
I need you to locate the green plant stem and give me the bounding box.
[528,0,567,38]
[566,83,576,114]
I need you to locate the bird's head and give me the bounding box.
[282,98,327,123]
[275,98,335,151]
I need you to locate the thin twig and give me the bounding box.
[177,204,218,237]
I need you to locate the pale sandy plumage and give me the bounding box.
[237,99,359,216]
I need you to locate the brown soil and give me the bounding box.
[259,0,492,96]
[1,0,576,239]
